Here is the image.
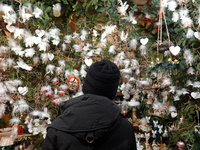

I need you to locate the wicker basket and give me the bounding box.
[132,0,148,5]
[151,41,174,53]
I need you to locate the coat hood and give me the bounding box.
[49,94,121,132]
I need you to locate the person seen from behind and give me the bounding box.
[41,59,137,150]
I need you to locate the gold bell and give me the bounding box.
[174,59,179,63]
[168,58,172,62]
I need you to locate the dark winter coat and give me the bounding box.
[41,94,137,150]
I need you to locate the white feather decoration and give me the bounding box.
[64,35,72,44]
[131,59,139,69]
[193,81,200,88]
[186,80,193,86]
[31,110,41,118]
[139,45,147,55]
[128,77,136,84]
[41,85,51,93]
[62,43,67,51]
[135,68,140,75]
[6,58,15,68]
[181,88,189,95]
[55,67,63,75]
[32,127,39,135]
[0,46,9,54]
[0,61,7,71]
[58,60,66,69]
[14,59,32,71]
[40,53,49,63]
[95,47,103,54]
[185,55,194,66]
[128,98,140,107]
[93,29,98,37]
[108,45,115,55]
[33,56,40,65]
[72,44,82,52]
[80,30,88,41]
[80,68,87,78]
[123,59,130,68]
[5,82,17,93]
[169,106,177,112]
[164,51,170,57]
[0,103,6,118]
[9,117,21,125]
[129,38,137,50]
[87,50,94,57]
[162,78,172,87]
[46,64,55,74]
[187,67,195,74]
[186,28,194,38]
[18,99,29,113]
[71,69,80,77]
[120,31,128,42]
[64,70,70,78]
[183,49,192,58]
[33,119,40,126]
[121,68,132,74]
[52,77,59,84]
[72,31,79,39]
[169,86,176,94]
[59,84,68,91]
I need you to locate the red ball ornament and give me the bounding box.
[145,18,151,23]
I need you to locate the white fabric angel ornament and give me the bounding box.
[158,124,163,134]
[153,120,159,127]
[145,132,150,143]
[135,134,144,150]
[152,130,157,138]
[145,116,151,123]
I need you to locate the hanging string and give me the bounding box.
[157,0,172,60]
[197,110,199,126]
[157,0,163,59]
[159,0,162,44]
[162,6,172,59]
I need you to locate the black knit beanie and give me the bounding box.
[82,59,120,100]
